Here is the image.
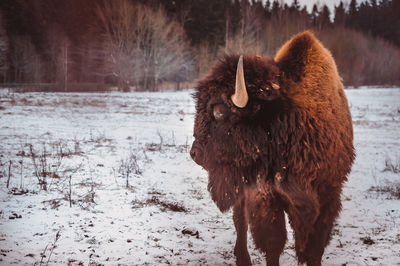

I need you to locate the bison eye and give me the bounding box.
[213,104,228,121]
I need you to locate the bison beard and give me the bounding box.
[190,31,355,266]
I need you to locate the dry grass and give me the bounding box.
[383,158,400,173]
[369,181,400,200]
[131,196,188,213]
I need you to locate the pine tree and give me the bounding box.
[334,1,346,25]
[291,0,300,11]
[319,5,331,29]
[311,4,318,26]
[265,0,271,12]
[271,0,280,15]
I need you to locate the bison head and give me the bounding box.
[191,54,288,211]
[191,54,282,167]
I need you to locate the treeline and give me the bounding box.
[345,0,400,47]
[0,0,399,91]
[0,0,195,91]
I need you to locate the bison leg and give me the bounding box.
[247,194,287,266]
[274,179,319,257]
[299,189,342,266]
[233,199,251,266]
[285,201,318,261]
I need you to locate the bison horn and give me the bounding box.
[271,83,280,90]
[231,55,248,108]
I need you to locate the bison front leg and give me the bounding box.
[247,193,287,266]
[233,199,251,266]
[299,188,343,266]
[274,175,319,257]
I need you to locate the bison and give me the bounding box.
[190,31,355,266]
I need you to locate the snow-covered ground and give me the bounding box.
[0,88,399,265]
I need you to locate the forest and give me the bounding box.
[0,0,399,91]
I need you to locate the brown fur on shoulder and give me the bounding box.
[276,31,342,111]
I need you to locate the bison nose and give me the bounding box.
[190,143,204,166]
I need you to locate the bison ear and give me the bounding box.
[274,31,338,83]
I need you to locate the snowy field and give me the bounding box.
[0,88,399,266]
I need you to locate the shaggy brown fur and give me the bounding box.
[190,31,355,266]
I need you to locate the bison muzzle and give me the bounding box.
[190,31,355,266]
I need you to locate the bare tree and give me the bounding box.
[224,1,266,55]
[149,7,193,90]
[96,0,137,90]
[96,0,193,91]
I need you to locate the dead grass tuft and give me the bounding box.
[360,236,375,245]
[369,181,400,200]
[383,157,400,173]
[132,196,188,213]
